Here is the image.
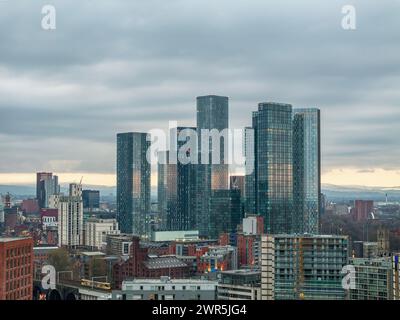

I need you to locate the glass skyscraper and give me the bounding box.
[255,102,293,234]
[196,95,229,238]
[117,132,151,237]
[293,108,321,234]
[244,112,258,215]
[158,127,197,231]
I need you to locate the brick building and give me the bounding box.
[0,237,34,300]
[113,236,190,289]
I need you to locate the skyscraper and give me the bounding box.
[158,127,197,231]
[117,132,151,237]
[245,118,257,215]
[255,102,293,234]
[196,95,229,238]
[293,108,321,234]
[36,172,59,209]
[58,183,83,247]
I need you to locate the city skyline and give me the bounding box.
[1,1,400,188]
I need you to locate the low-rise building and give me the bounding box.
[112,277,217,300]
[85,218,119,250]
[217,269,261,300]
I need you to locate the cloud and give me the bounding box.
[0,0,399,182]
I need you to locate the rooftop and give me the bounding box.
[0,237,31,243]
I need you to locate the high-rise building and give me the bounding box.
[117,132,151,237]
[58,183,83,247]
[195,95,229,238]
[36,172,59,209]
[254,103,293,234]
[244,118,257,215]
[351,200,374,222]
[230,175,245,232]
[0,237,33,300]
[158,127,197,231]
[261,234,348,300]
[82,190,100,210]
[293,108,321,234]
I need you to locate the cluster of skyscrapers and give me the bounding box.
[116,95,321,239]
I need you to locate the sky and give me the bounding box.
[0,0,399,187]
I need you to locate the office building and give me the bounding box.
[58,183,83,247]
[217,269,261,300]
[261,234,348,300]
[85,218,120,250]
[244,124,257,215]
[158,127,197,231]
[195,95,229,238]
[113,277,217,300]
[349,257,392,300]
[106,234,133,257]
[293,108,321,234]
[82,190,100,210]
[254,103,293,234]
[117,132,151,237]
[0,237,33,300]
[36,172,60,209]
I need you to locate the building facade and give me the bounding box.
[0,237,33,300]
[58,183,83,247]
[217,270,261,300]
[195,95,229,238]
[293,108,321,234]
[36,172,59,209]
[117,132,151,237]
[113,277,217,300]
[85,218,120,249]
[349,257,392,300]
[255,103,293,234]
[261,234,348,300]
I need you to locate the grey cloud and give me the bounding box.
[0,0,399,174]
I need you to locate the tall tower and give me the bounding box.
[293,108,321,234]
[58,183,83,247]
[117,132,151,237]
[196,95,229,238]
[255,102,293,234]
[36,172,59,209]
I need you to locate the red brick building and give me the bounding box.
[0,237,34,300]
[113,237,190,289]
[237,233,260,267]
[351,200,374,222]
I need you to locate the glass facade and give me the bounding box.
[255,103,293,234]
[117,132,151,237]
[196,95,229,238]
[158,127,197,231]
[293,108,321,234]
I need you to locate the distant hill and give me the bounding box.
[322,184,400,202]
[0,184,116,197]
[1,183,399,202]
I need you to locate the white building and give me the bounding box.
[85,218,120,250]
[113,277,217,300]
[58,183,83,247]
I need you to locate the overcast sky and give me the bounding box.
[0,0,399,187]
